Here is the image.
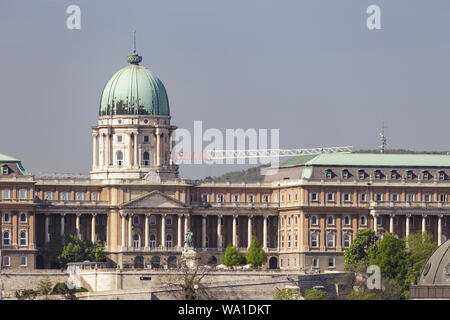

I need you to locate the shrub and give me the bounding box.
[303,288,327,300]
[273,288,302,300]
[221,245,244,267]
[52,282,69,295]
[15,289,38,300]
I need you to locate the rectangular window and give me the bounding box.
[327,192,334,202]
[19,189,27,199]
[328,257,335,268]
[263,195,270,202]
[392,193,399,202]
[117,135,123,142]
[408,193,415,202]
[44,191,52,200]
[3,189,11,199]
[61,192,68,201]
[76,192,84,201]
[377,216,382,226]
[343,193,350,202]
[1,166,9,175]
[294,235,298,248]
[20,256,27,266]
[311,193,318,202]
[248,195,254,203]
[3,212,10,222]
[375,193,383,201]
[143,136,150,143]
[424,194,431,202]
[233,194,239,202]
[440,194,447,202]
[91,192,99,201]
[3,256,10,267]
[360,193,367,202]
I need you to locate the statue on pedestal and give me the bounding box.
[182,230,198,269]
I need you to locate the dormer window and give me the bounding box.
[1,165,9,175]
[405,170,414,180]
[325,169,334,179]
[342,169,350,180]
[390,170,398,180]
[358,170,367,180]
[438,171,447,181]
[374,170,383,180]
[422,171,431,180]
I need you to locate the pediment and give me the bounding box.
[120,190,187,209]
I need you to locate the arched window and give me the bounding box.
[150,215,156,225]
[133,234,140,248]
[327,233,335,248]
[2,230,10,246]
[166,234,173,248]
[142,152,150,166]
[312,257,318,268]
[116,151,123,166]
[344,234,351,248]
[19,230,27,246]
[149,234,157,248]
[327,215,335,226]
[311,233,318,248]
[344,215,350,226]
[360,216,367,226]
[20,213,27,223]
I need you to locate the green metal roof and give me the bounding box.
[280,153,450,168]
[0,153,19,162]
[99,51,169,117]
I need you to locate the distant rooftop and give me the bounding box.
[279,152,450,169]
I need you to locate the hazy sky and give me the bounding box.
[1,0,450,179]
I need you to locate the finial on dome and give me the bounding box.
[127,29,142,65]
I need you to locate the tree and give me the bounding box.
[346,290,382,300]
[344,229,378,272]
[368,233,408,284]
[221,245,244,267]
[57,234,106,267]
[403,232,438,298]
[37,276,53,299]
[246,237,267,268]
[273,288,303,300]
[303,288,327,300]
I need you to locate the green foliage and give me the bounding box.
[37,276,53,298]
[368,233,408,282]
[52,282,69,295]
[221,244,244,267]
[208,165,268,183]
[41,234,106,268]
[245,237,267,268]
[273,288,303,300]
[346,290,382,300]
[405,232,438,288]
[344,229,378,272]
[303,288,327,300]
[15,289,38,300]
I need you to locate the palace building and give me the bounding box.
[1,47,449,271]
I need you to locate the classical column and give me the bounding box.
[202,215,207,249]
[247,216,252,248]
[93,133,98,168]
[177,214,182,248]
[133,132,138,167]
[336,214,342,250]
[217,215,222,250]
[76,213,81,240]
[156,129,161,166]
[128,133,132,167]
[105,133,110,167]
[184,214,189,234]
[232,215,237,247]
[145,214,149,248]
[161,214,166,247]
[60,214,65,236]
[406,214,411,237]
[390,214,394,233]
[121,213,126,249]
[44,214,50,244]
[371,210,377,234]
[438,215,443,246]
[263,215,268,249]
[422,215,427,233]
[128,214,133,248]
[91,214,96,242]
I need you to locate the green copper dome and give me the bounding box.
[99,50,170,116]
